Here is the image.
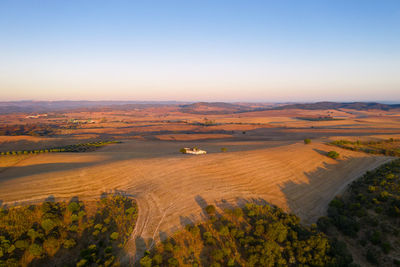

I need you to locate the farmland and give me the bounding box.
[0,102,400,264]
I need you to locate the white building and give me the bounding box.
[182,147,207,155]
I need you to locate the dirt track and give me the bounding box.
[0,140,392,262]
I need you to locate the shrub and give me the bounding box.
[70,214,79,222]
[140,255,152,267]
[180,148,187,154]
[76,259,87,267]
[63,239,76,249]
[221,147,227,152]
[168,257,179,266]
[205,205,216,215]
[68,225,78,232]
[41,218,57,233]
[212,249,224,261]
[304,138,311,144]
[327,151,340,159]
[153,254,163,264]
[78,210,86,218]
[14,240,29,250]
[68,202,80,213]
[110,232,119,240]
[233,207,243,218]
[125,207,136,215]
[29,244,43,257]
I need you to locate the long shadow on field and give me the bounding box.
[278,154,383,224]
[0,157,118,182]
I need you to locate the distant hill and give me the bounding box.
[179,102,253,114]
[0,100,399,114]
[0,101,186,114]
[274,102,400,111]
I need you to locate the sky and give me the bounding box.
[0,0,399,102]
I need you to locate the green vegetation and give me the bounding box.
[0,194,137,266]
[180,148,187,154]
[318,159,400,265]
[143,204,354,266]
[304,138,311,144]
[0,124,58,136]
[330,138,400,157]
[0,141,121,156]
[205,205,216,215]
[221,147,227,152]
[296,116,344,121]
[327,151,340,159]
[192,118,218,126]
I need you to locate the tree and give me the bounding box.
[29,244,43,257]
[139,256,152,267]
[63,239,76,249]
[304,138,311,144]
[205,205,216,215]
[68,202,80,213]
[41,218,57,233]
[110,232,119,240]
[327,151,340,159]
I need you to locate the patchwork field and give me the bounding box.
[1,102,400,263]
[0,139,392,263]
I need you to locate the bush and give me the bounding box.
[327,151,340,159]
[221,147,227,152]
[205,205,216,215]
[180,148,187,154]
[304,138,311,144]
[168,257,179,266]
[110,232,119,240]
[41,218,57,233]
[140,256,152,267]
[63,239,76,249]
[70,214,79,222]
[29,244,43,257]
[76,259,88,267]
[14,240,29,250]
[68,202,80,213]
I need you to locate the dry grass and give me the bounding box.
[0,139,392,262]
[1,107,400,262]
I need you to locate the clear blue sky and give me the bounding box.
[0,0,399,102]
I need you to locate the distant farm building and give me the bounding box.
[181,147,207,155]
[25,114,48,119]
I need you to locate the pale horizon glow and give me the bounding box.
[1,1,399,102]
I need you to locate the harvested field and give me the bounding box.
[154,133,233,141]
[0,139,391,262]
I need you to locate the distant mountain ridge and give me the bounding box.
[179,102,253,114]
[274,101,400,111]
[0,100,186,114]
[0,100,399,114]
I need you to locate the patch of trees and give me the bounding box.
[296,116,344,121]
[192,118,218,126]
[327,151,340,159]
[330,138,400,157]
[0,141,121,156]
[141,203,355,266]
[318,159,400,265]
[304,138,311,144]
[0,194,138,266]
[0,124,59,137]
